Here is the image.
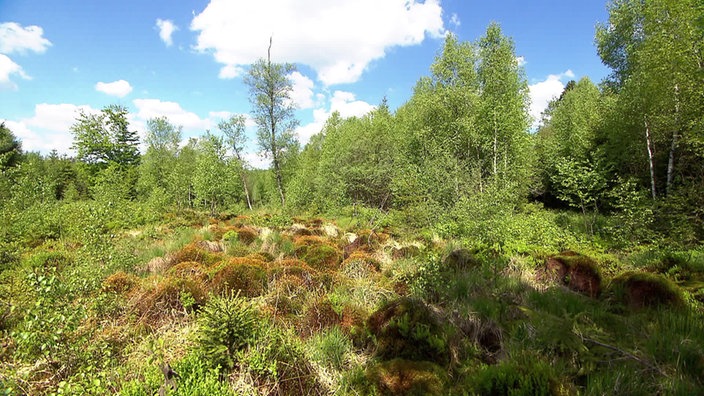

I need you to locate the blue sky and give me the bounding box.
[0,0,610,167]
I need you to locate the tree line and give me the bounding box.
[1,0,702,245]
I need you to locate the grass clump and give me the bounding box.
[305,326,352,371]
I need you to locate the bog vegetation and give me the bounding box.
[1,1,703,394]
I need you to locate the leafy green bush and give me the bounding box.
[195,293,259,371]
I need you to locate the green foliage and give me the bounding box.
[305,326,352,371]
[367,297,449,364]
[70,104,140,168]
[195,293,259,371]
[467,358,561,396]
[172,354,235,395]
[245,40,299,206]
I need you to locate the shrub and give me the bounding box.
[195,293,259,371]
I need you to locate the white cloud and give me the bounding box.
[95,79,133,97]
[209,111,257,128]
[190,0,445,85]
[242,151,270,170]
[330,90,375,118]
[218,64,243,79]
[156,19,178,47]
[528,70,575,126]
[450,13,461,28]
[24,103,97,131]
[289,71,315,109]
[295,90,375,144]
[0,22,50,89]
[133,98,211,131]
[0,54,30,90]
[516,56,526,67]
[0,22,52,54]
[3,103,98,153]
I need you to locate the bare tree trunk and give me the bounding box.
[267,37,286,207]
[666,84,679,196]
[644,118,657,199]
[493,114,498,177]
[241,172,253,210]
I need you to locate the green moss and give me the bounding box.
[367,298,449,364]
[610,271,684,309]
[210,260,268,297]
[465,359,564,396]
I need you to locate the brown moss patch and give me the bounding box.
[103,271,139,294]
[341,252,381,279]
[168,261,209,281]
[295,237,343,272]
[539,254,602,298]
[133,276,207,323]
[299,298,342,338]
[366,359,448,396]
[611,271,684,309]
[143,255,176,274]
[235,227,259,245]
[209,259,268,297]
[197,240,223,253]
[172,243,220,265]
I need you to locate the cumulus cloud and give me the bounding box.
[190,0,445,85]
[95,79,133,97]
[218,64,242,79]
[3,103,98,153]
[528,70,575,126]
[295,90,375,144]
[0,22,52,54]
[0,54,30,90]
[156,19,178,47]
[133,98,212,131]
[0,22,51,89]
[289,71,316,109]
